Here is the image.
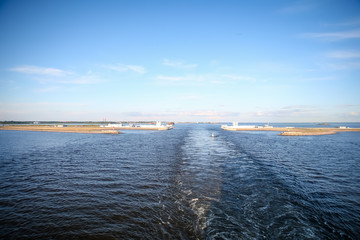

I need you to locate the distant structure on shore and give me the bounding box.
[221,122,273,131]
[102,121,173,130]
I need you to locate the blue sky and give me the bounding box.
[0,0,360,122]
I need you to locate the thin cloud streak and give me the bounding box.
[336,104,360,108]
[297,76,335,81]
[10,65,70,76]
[322,18,360,27]
[279,3,314,13]
[249,105,322,122]
[325,62,360,70]
[302,29,360,41]
[39,72,105,85]
[326,51,360,59]
[103,63,146,74]
[155,73,258,86]
[10,65,106,85]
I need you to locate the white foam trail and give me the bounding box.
[177,128,239,231]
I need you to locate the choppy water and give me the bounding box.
[1,124,360,239]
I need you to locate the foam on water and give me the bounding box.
[176,125,244,236]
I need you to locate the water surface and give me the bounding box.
[1,124,359,239]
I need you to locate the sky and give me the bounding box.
[0,0,360,122]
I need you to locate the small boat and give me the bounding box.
[211,133,215,138]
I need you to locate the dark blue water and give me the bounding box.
[1,124,360,239]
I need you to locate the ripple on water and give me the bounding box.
[1,125,360,239]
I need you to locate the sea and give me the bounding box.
[1,123,360,239]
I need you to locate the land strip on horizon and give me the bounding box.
[221,127,360,136]
[0,125,120,134]
[1,124,360,136]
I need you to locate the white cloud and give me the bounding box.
[163,59,198,69]
[326,62,360,70]
[302,29,360,41]
[103,63,146,74]
[326,51,360,59]
[10,65,70,76]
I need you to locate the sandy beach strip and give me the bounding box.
[0,125,120,134]
[279,128,337,136]
[222,127,360,136]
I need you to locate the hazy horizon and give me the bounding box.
[1,0,360,122]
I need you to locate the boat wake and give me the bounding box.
[175,127,239,235]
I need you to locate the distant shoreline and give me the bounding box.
[0,124,175,133]
[2,125,360,136]
[222,127,360,136]
[0,125,120,134]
